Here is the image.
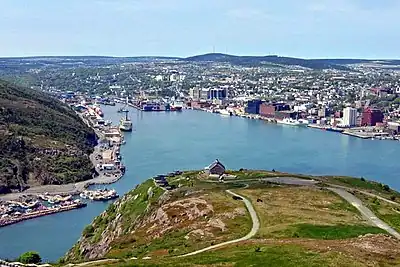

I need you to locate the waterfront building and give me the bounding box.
[245,100,263,114]
[342,107,357,127]
[361,108,384,126]
[208,88,227,100]
[318,108,328,118]
[388,122,400,132]
[200,89,209,100]
[259,103,290,118]
[189,87,201,100]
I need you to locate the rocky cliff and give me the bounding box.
[0,80,97,193]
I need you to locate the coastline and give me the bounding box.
[0,112,124,202]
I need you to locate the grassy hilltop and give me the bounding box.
[0,80,97,194]
[63,170,400,267]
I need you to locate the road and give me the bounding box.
[328,184,400,206]
[177,188,260,257]
[328,187,400,239]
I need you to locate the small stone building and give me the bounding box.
[204,159,225,175]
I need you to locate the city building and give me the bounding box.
[245,100,263,114]
[200,89,209,100]
[259,103,290,118]
[342,107,357,127]
[208,88,227,100]
[189,87,201,100]
[361,108,384,126]
[318,108,328,118]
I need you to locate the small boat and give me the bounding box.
[117,107,128,113]
[219,109,232,116]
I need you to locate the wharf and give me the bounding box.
[342,131,373,139]
[0,202,87,228]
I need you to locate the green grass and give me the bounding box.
[65,179,166,261]
[328,199,360,214]
[328,176,399,198]
[274,224,386,240]
[95,244,365,267]
[360,193,400,233]
[224,169,313,181]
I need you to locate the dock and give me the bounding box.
[0,202,87,228]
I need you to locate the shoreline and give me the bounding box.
[0,112,124,202]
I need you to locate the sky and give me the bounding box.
[1,0,400,58]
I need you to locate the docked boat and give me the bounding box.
[80,189,119,201]
[219,109,232,116]
[119,110,133,132]
[170,101,183,111]
[277,118,308,127]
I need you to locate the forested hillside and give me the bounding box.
[0,80,97,194]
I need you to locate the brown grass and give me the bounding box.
[237,186,368,238]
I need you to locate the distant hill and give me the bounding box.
[0,80,97,194]
[182,53,349,70]
[1,54,400,71]
[183,53,400,70]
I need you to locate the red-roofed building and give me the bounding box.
[361,108,384,126]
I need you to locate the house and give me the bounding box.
[204,159,226,175]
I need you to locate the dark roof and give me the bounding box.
[206,159,225,170]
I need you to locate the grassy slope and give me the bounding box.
[354,191,400,233]
[0,80,97,193]
[63,171,400,266]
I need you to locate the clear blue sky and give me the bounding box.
[1,0,399,58]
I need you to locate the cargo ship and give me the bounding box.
[142,102,166,111]
[277,118,308,127]
[119,110,133,132]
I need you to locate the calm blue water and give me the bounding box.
[1,105,399,261]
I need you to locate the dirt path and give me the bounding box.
[177,188,260,257]
[328,187,400,239]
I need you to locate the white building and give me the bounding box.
[342,107,357,127]
[189,87,201,100]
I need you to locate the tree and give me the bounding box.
[382,184,390,191]
[17,251,41,264]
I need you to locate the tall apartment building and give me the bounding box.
[342,107,357,127]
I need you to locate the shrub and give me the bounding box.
[382,184,390,191]
[83,225,95,237]
[17,251,41,264]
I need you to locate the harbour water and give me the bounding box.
[1,105,400,261]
